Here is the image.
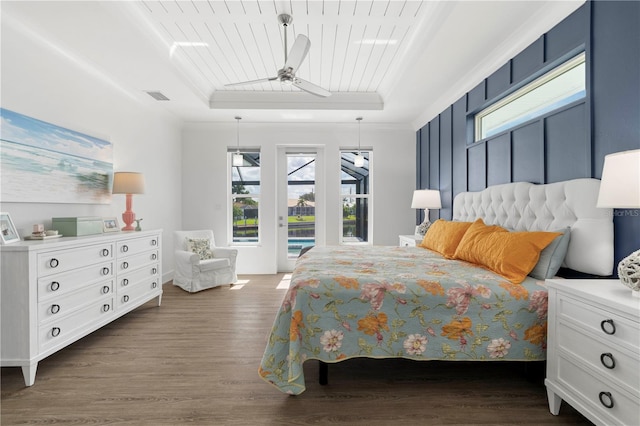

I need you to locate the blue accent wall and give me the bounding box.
[416,1,640,276]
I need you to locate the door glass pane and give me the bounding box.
[342,197,368,243]
[287,154,315,258]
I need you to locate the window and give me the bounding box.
[229,150,260,244]
[475,52,586,141]
[340,150,371,244]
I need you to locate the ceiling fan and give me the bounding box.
[225,14,331,97]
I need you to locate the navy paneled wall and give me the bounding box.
[416,1,640,275]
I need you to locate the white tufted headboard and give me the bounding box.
[452,178,614,276]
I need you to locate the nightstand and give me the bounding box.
[399,235,422,247]
[545,279,640,426]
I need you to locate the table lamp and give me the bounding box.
[596,149,640,297]
[112,172,145,231]
[411,189,442,236]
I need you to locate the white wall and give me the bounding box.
[182,121,416,274]
[1,10,183,282]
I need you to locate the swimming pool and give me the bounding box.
[288,238,315,256]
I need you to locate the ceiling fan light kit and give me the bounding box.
[225,14,331,97]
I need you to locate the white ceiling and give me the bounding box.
[2,1,584,129]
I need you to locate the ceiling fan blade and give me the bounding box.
[225,77,278,87]
[284,34,310,73]
[293,78,331,97]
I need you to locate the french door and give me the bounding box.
[276,146,324,272]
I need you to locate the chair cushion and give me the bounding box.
[186,237,214,260]
[199,258,231,272]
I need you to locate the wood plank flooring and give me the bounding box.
[1,275,592,425]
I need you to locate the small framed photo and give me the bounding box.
[102,217,120,233]
[0,212,20,244]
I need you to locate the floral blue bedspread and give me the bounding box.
[259,246,548,394]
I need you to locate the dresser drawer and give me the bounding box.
[37,243,114,277]
[118,279,160,308]
[116,250,159,274]
[118,265,160,290]
[117,235,160,257]
[557,356,639,426]
[38,280,114,322]
[557,321,640,395]
[38,262,114,301]
[39,297,113,352]
[557,294,640,350]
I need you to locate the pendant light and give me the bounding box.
[232,116,243,166]
[354,117,365,167]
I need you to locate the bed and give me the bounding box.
[259,178,614,395]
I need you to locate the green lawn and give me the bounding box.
[234,215,356,226]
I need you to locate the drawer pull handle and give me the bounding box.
[151,253,157,260]
[152,267,158,275]
[103,304,110,312]
[598,391,614,409]
[122,245,129,253]
[102,248,110,256]
[152,282,158,289]
[151,239,157,246]
[51,281,60,291]
[122,278,129,286]
[52,327,61,337]
[102,285,110,294]
[51,304,60,314]
[49,258,59,268]
[123,295,130,303]
[600,353,616,369]
[102,267,110,276]
[122,261,129,269]
[600,319,616,335]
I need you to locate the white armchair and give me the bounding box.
[173,230,238,293]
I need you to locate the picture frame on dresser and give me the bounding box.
[102,217,120,233]
[0,212,20,244]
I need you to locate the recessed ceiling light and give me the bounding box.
[356,39,397,46]
[170,41,209,56]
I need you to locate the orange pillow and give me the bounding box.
[454,219,561,283]
[420,219,473,258]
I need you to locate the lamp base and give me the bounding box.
[416,220,432,237]
[618,249,640,295]
[121,210,136,231]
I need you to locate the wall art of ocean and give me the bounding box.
[0,108,113,204]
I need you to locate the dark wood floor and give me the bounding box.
[1,274,592,425]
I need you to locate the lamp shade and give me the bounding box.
[112,172,145,195]
[411,189,442,209]
[597,149,640,208]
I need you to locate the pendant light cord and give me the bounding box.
[235,116,241,153]
[356,117,363,154]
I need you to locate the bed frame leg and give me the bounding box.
[319,361,328,385]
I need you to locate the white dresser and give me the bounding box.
[545,279,640,425]
[1,230,162,386]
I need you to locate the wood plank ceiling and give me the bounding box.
[134,1,425,98]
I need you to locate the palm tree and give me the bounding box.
[296,196,308,218]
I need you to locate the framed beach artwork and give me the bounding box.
[0,108,113,204]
